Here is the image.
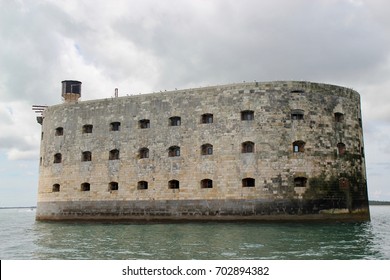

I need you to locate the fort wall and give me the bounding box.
[36,81,369,221]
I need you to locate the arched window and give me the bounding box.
[82,124,93,133]
[242,178,255,187]
[241,110,254,121]
[291,109,304,120]
[139,148,149,159]
[337,142,346,156]
[168,180,180,189]
[169,116,181,126]
[109,149,119,160]
[201,179,213,189]
[81,182,90,191]
[55,127,63,136]
[81,151,92,162]
[201,113,213,124]
[52,184,60,192]
[110,122,121,131]
[139,119,150,129]
[168,146,180,157]
[294,177,307,187]
[109,182,119,191]
[137,181,148,190]
[201,144,213,155]
[53,153,62,163]
[334,112,344,123]
[242,141,255,153]
[293,141,305,153]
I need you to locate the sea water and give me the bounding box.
[0,206,389,260]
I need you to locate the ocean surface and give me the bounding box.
[0,206,389,260]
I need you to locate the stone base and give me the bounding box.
[36,199,370,222]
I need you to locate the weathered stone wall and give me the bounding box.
[36,81,369,221]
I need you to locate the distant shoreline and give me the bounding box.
[0,206,36,209]
[369,201,390,206]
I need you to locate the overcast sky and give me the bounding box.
[1,0,390,206]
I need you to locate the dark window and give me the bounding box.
[139,148,149,159]
[242,178,255,187]
[137,181,148,190]
[53,153,62,163]
[109,182,119,191]
[241,110,254,121]
[169,116,181,126]
[290,89,305,93]
[110,122,121,131]
[337,143,346,156]
[139,119,150,129]
[168,180,180,189]
[109,149,120,160]
[168,146,180,157]
[81,182,90,191]
[82,124,93,133]
[293,141,305,153]
[201,113,213,124]
[52,184,60,192]
[242,141,255,153]
[82,151,92,162]
[55,127,63,136]
[294,177,307,187]
[201,179,213,189]
[291,109,304,120]
[335,112,344,123]
[201,144,213,155]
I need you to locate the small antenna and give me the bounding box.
[115,88,118,98]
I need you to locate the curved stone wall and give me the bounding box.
[36,81,369,221]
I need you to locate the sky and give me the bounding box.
[1,0,390,206]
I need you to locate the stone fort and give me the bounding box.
[36,80,369,221]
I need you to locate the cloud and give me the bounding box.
[0,102,40,161]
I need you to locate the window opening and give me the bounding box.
[109,182,119,191]
[201,179,213,189]
[337,143,346,156]
[139,119,150,129]
[110,122,121,131]
[242,141,255,153]
[139,148,149,159]
[201,144,213,155]
[290,89,305,93]
[334,112,344,123]
[109,149,120,160]
[52,184,60,192]
[55,127,63,136]
[168,146,180,157]
[294,177,307,187]
[169,116,181,126]
[53,153,62,163]
[241,110,254,121]
[137,181,148,190]
[82,151,92,162]
[201,113,213,124]
[82,124,93,133]
[293,141,305,153]
[168,180,180,189]
[81,182,90,191]
[291,110,304,120]
[242,178,255,187]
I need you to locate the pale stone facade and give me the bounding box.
[36,81,369,221]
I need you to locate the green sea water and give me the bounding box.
[0,206,389,259]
